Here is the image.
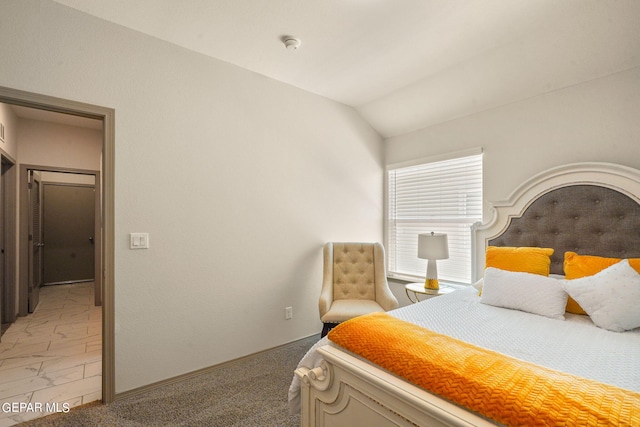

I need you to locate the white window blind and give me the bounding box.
[387,152,483,284]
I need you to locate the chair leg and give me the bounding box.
[321,323,338,338]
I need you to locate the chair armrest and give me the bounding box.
[319,243,334,318]
[373,242,399,311]
[376,281,399,311]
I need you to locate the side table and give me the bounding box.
[405,282,456,303]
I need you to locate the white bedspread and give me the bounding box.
[289,286,640,413]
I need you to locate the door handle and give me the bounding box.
[89,237,94,244]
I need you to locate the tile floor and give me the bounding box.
[0,283,101,426]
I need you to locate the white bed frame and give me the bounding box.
[295,162,640,427]
[295,345,496,426]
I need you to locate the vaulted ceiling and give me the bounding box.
[52,0,640,138]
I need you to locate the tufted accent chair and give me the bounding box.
[319,242,399,337]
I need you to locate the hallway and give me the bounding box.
[0,283,101,426]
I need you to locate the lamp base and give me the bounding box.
[425,259,440,290]
[424,278,439,290]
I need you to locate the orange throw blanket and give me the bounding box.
[328,312,640,426]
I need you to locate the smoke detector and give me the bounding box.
[283,37,301,50]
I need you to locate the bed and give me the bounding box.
[290,162,640,427]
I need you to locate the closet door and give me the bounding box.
[43,184,95,285]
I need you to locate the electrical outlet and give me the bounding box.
[285,306,293,320]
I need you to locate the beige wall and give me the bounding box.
[0,0,383,393]
[41,171,96,185]
[18,118,102,170]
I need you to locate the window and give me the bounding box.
[386,150,483,284]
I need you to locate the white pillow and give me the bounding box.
[480,268,568,320]
[562,259,640,332]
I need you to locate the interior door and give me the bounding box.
[42,184,95,284]
[28,170,43,312]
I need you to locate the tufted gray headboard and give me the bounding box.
[488,184,640,275]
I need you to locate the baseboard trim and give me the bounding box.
[113,333,320,402]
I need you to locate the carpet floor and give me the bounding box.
[17,334,320,427]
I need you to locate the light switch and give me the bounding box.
[130,233,149,249]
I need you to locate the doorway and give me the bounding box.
[0,151,16,333]
[0,85,115,403]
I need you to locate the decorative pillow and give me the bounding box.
[485,246,554,276]
[480,267,568,320]
[564,252,640,278]
[563,252,640,315]
[562,259,640,332]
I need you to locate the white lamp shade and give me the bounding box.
[418,233,449,260]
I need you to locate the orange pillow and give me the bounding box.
[564,252,640,279]
[485,246,554,276]
[563,252,640,314]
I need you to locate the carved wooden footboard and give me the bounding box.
[295,345,495,427]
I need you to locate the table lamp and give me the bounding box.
[418,232,449,290]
